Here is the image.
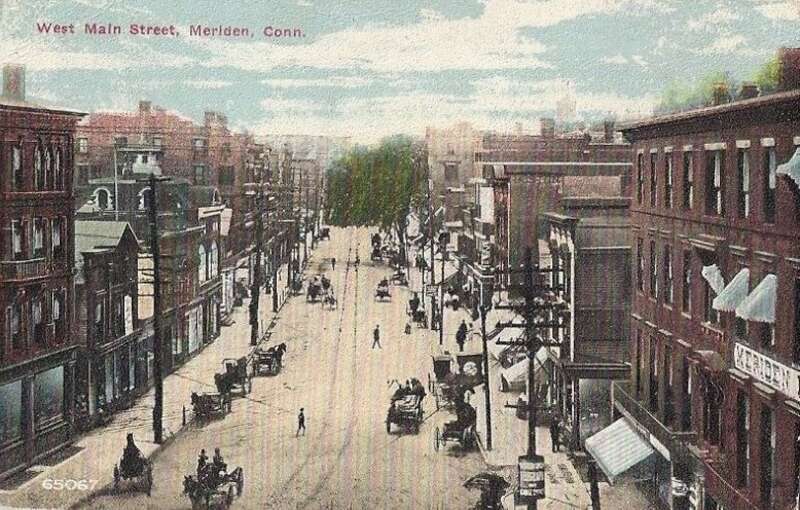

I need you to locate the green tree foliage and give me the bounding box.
[654,71,738,114]
[325,135,428,259]
[754,55,781,94]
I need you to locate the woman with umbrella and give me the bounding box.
[464,472,510,509]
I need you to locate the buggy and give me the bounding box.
[307,280,323,302]
[183,465,244,509]
[320,227,330,240]
[252,344,285,376]
[215,357,251,397]
[113,454,153,496]
[191,391,232,419]
[370,246,383,262]
[386,379,427,434]
[433,401,478,451]
[375,282,391,301]
[390,269,408,286]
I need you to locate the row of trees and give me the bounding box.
[324,135,428,262]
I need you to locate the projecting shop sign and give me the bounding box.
[734,342,800,400]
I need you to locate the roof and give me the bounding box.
[621,88,800,133]
[74,221,138,283]
[0,95,86,117]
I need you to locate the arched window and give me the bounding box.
[44,145,52,190]
[53,146,63,190]
[34,142,43,191]
[210,241,219,278]
[95,188,111,210]
[138,187,152,210]
[198,244,207,284]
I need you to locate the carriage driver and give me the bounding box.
[120,433,143,474]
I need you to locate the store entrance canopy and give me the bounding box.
[735,274,777,323]
[585,418,655,484]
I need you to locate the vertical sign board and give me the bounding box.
[516,455,545,504]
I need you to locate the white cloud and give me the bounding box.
[601,54,629,65]
[754,1,800,20]
[261,76,376,88]
[184,79,233,89]
[695,34,753,55]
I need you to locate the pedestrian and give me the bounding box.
[372,324,382,349]
[456,320,468,351]
[331,257,336,270]
[296,408,306,437]
[588,458,601,510]
[354,254,360,268]
[550,415,561,452]
[197,448,208,475]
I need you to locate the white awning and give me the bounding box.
[735,274,777,323]
[701,264,725,295]
[777,147,800,189]
[500,348,548,386]
[488,327,524,360]
[712,268,749,312]
[585,418,655,484]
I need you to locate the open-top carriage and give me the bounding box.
[433,400,478,451]
[386,379,427,434]
[307,280,323,302]
[183,465,244,509]
[215,357,251,397]
[113,452,153,496]
[191,391,232,419]
[252,343,286,376]
[375,280,391,301]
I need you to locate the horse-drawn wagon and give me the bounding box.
[214,357,251,397]
[386,379,426,434]
[252,343,286,376]
[183,465,244,509]
[190,391,232,419]
[375,280,391,301]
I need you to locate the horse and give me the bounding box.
[322,294,337,309]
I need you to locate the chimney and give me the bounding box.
[138,100,151,114]
[778,47,800,91]
[603,119,615,142]
[738,82,760,100]
[712,82,729,106]
[540,117,555,138]
[2,64,26,101]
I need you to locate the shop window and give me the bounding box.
[33,218,44,258]
[736,391,750,488]
[663,247,673,305]
[34,366,64,427]
[664,153,673,208]
[12,142,23,190]
[706,150,725,216]
[649,240,658,299]
[0,380,23,444]
[760,406,775,509]
[764,147,777,223]
[737,149,750,218]
[650,152,657,207]
[636,153,644,204]
[683,151,694,209]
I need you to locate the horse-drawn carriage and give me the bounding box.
[322,292,337,309]
[390,268,408,286]
[386,379,426,434]
[113,453,153,495]
[183,465,244,509]
[307,280,323,302]
[320,227,330,240]
[370,246,383,262]
[191,391,232,419]
[215,357,251,397]
[375,280,391,301]
[252,343,286,376]
[433,400,478,451]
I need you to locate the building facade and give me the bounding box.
[617,51,800,510]
[0,65,85,479]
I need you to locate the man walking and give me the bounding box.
[456,320,468,352]
[372,324,382,349]
[296,408,306,437]
[550,414,561,452]
[331,257,336,270]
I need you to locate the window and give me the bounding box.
[8,302,23,350]
[705,277,719,325]
[193,165,207,185]
[635,329,643,398]
[11,219,25,260]
[210,241,219,278]
[444,164,459,185]
[113,136,127,147]
[649,240,658,299]
[13,142,23,190]
[152,136,162,147]
[637,239,644,292]
[95,189,111,210]
[198,244,207,283]
[138,187,152,210]
[759,322,775,350]
[43,145,52,190]
[682,251,692,314]
[681,359,692,431]
[94,300,105,343]
[53,147,63,190]
[52,290,64,338]
[706,150,725,215]
[683,151,693,209]
[649,337,658,411]
[704,379,721,445]
[664,343,673,426]
[34,142,44,191]
[795,279,800,364]
[219,166,235,186]
[51,217,63,259]
[663,247,673,305]
[737,149,750,218]
[650,152,657,207]
[664,152,673,208]
[193,138,206,149]
[34,366,64,427]
[764,148,777,223]
[0,381,22,444]
[761,406,775,508]
[112,294,124,339]
[78,138,88,153]
[32,297,44,345]
[636,153,644,203]
[736,391,750,488]
[33,218,44,258]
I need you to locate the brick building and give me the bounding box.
[0,65,85,479]
[612,49,800,510]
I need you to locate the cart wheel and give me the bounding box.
[433,427,440,451]
[237,469,244,496]
[226,486,234,506]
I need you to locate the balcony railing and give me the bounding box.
[1,258,48,281]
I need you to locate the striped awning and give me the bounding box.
[701,264,725,295]
[735,274,777,323]
[712,268,749,312]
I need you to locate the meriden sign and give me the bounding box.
[734,342,800,400]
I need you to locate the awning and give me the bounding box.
[220,207,233,236]
[488,327,524,360]
[735,274,777,323]
[701,264,725,295]
[585,418,655,484]
[712,268,749,312]
[777,147,800,189]
[500,348,548,387]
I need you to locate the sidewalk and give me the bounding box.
[0,262,294,509]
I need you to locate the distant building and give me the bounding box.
[425,122,479,212]
[0,65,85,480]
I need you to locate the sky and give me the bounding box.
[1,0,798,143]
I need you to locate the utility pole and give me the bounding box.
[145,173,170,444]
[249,150,266,346]
[480,303,492,450]
[439,233,445,346]
[428,179,436,331]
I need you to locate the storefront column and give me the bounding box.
[22,375,34,463]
